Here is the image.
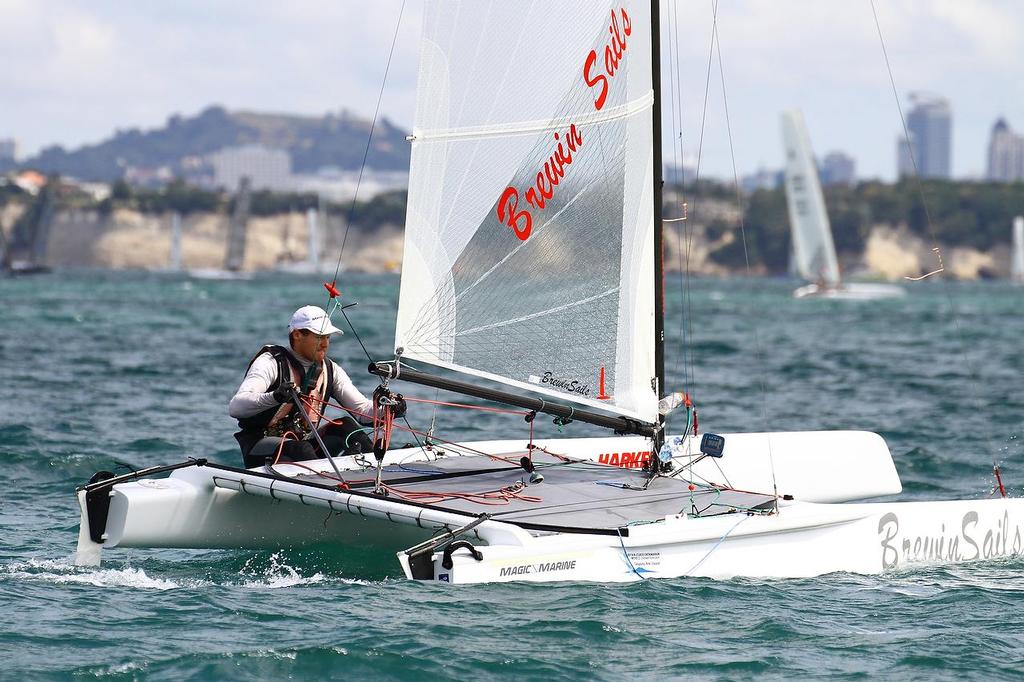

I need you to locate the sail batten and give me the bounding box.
[412,93,655,142]
[397,1,657,423]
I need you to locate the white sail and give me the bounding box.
[781,110,840,288]
[169,212,183,271]
[306,206,321,271]
[1012,216,1023,284]
[396,1,657,423]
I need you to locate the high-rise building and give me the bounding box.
[0,138,17,162]
[820,152,856,186]
[209,144,292,192]
[896,93,951,179]
[987,118,1024,182]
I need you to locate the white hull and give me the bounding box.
[74,430,1020,583]
[793,282,906,300]
[430,497,1024,584]
[186,268,253,281]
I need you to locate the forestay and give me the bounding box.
[396,1,658,423]
[781,110,840,288]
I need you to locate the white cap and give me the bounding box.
[288,305,343,335]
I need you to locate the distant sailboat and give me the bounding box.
[781,110,903,300]
[276,204,325,274]
[1012,216,1023,284]
[168,211,183,271]
[189,177,252,280]
[224,176,251,272]
[2,180,54,275]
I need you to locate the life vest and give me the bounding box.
[234,345,335,450]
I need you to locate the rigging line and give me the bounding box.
[664,0,691,397]
[680,0,711,405]
[339,306,374,366]
[868,0,1001,474]
[685,513,748,575]
[329,0,407,284]
[617,527,646,580]
[337,305,429,455]
[710,6,780,509]
[667,0,698,402]
[678,2,698,407]
[681,0,722,416]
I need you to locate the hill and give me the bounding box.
[2,106,410,182]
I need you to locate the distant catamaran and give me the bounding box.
[168,211,183,271]
[276,204,325,274]
[781,110,903,300]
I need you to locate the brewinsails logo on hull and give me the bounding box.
[877,509,1023,570]
[494,7,632,241]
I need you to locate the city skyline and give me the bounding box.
[1,1,1022,181]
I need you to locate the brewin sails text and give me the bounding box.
[496,8,632,241]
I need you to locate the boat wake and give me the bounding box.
[2,556,198,590]
[238,552,330,589]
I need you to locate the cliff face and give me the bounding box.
[41,209,403,273]
[10,208,1014,279]
[860,225,1005,280]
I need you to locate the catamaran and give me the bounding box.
[781,110,904,300]
[75,1,1021,583]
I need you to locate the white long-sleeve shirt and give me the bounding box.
[228,349,374,422]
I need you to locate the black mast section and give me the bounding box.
[651,0,667,430]
[369,362,658,439]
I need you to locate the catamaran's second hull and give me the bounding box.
[424,497,1024,584]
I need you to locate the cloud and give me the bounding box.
[0,0,1019,180]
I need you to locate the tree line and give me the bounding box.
[698,179,1024,271]
[4,175,1023,271]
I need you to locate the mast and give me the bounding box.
[651,0,666,430]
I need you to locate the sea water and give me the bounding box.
[1,271,1022,679]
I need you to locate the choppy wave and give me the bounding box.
[2,557,205,590]
[3,273,1024,678]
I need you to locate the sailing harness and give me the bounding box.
[235,345,335,447]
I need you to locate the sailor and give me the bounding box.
[228,304,405,468]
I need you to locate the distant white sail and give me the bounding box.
[781,110,840,288]
[306,206,320,271]
[1012,216,1023,284]
[395,1,657,422]
[169,212,183,271]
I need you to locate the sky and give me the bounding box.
[1,0,1021,182]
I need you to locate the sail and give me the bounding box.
[396,1,657,423]
[781,110,840,288]
[225,177,251,272]
[169,212,183,271]
[1012,216,1023,284]
[306,206,321,271]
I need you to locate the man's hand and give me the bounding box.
[373,386,407,418]
[272,381,298,404]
